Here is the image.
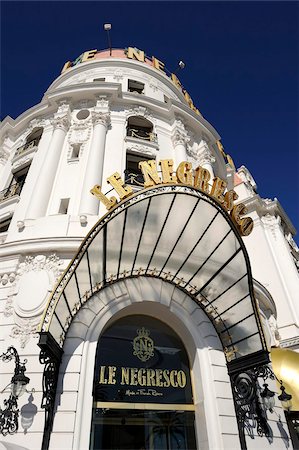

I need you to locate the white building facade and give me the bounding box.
[0,48,298,450]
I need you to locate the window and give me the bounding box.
[164,95,169,103]
[93,78,105,82]
[70,143,81,160]
[76,109,90,120]
[90,315,197,450]
[0,218,11,233]
[14,127,43,158]
[126,116,156,142]
[128,79,144,94]
[125,153,153,187]
[58,198,70,214]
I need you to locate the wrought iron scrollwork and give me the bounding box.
[38,332,63,450]
[0,395,19,435]
[231,364,275,449]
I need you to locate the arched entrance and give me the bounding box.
[38,185,270,450]
[90,315,197,450]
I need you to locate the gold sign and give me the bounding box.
[99,365,187,389]
[91,158,254,236]
[61,47,201,116]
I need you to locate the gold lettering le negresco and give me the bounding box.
[90,158,254,236]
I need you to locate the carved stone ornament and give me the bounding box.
[113,69,124,81]
[261,214,280,240]
[67,121,92,159]
[126,143,156,157]
[171,128,190,147]
[238,165,257,190]
[149,77,158,92]
[91,111,111,127]
[10,318,39,349]
[127,105,152,120]
[268,314,281,347]
[51,115,70,132]
[4,254,64,322]
[187,140,216,166]
[0,147,10,165]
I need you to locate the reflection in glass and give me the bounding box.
[90,409,197,450]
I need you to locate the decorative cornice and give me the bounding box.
[280,336,299,349]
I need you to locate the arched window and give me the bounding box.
[25,127,43,147]
[126,116,156,142]
[90,315,197,450]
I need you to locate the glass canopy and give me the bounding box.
[39,185,268,365]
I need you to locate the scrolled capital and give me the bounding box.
[51,115,70,132]
[92,111,111,128]
[171,129,190,147]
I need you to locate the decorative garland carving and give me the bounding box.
[10,319,39,348]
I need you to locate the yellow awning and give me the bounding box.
[271,347,299,411]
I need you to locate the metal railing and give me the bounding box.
[124,170,145,187]
[126,128,157,143]
[0,181,25,204]
[14,139,39,159]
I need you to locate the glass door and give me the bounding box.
[91,408,197,450]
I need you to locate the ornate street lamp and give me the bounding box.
[278,384,292,411]
[0,346,30,435]
[260,383,276,413]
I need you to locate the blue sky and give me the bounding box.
[1,1,298,237]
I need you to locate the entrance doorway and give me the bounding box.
[90,315,197,450]
[91,409,197,450]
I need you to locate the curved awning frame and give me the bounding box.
[39,184,269,371]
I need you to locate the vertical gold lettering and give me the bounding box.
[147,369,156,387]
[231,203,247,226]
[155,369,163,387]
[163,369,170,387]
[139,160,161,187]
[177,370,187,388]
[107,172,133,200]
[183,90,194,108]
[194,166,210,193]
[90,185,117,210]
[176,161,193,185]
[169,370,178,387]
[152,57,165,72]
[130,368,138,386]
[171,73,182,89]
[226,154,236,171]
[61,61,72,73]
[81,49,98,62]
[120,367,130,385]
[216,140,226,157]
[126,47,145,62]
[239,217,254,236]
[99,366,107,384]
[108,366,117,384]
[138,369,147,386]
[159,159,177,184]
[224,190,238,211]
[210,177,227,204]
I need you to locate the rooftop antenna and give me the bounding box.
[104,23,112,56]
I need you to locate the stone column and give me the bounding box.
[171,124,190,166]
[26,111,70,219]
[79,109,110,218]
[197,140,216,179]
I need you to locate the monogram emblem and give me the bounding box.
[133,327,154,362]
